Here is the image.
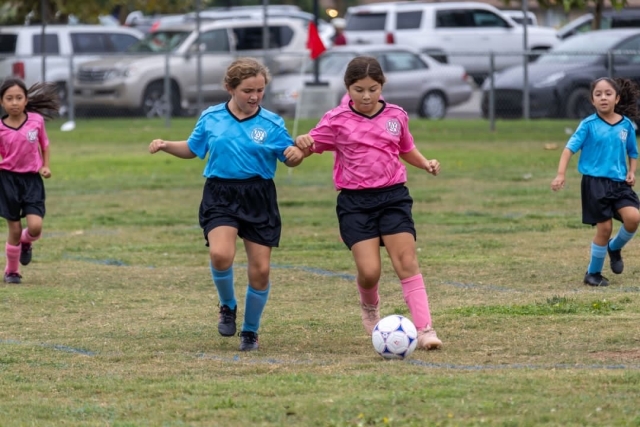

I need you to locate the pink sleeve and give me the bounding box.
[398,113,415,154]
[308,113,337,153]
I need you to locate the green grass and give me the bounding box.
[1,117,639,426]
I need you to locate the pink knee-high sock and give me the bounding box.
[357,281,379,306]
[401,274,433,330]
[21,228,40,244]
[5,242,20,274]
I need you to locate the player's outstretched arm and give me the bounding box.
[400,148,440,176]
[148,139,196,159]
[551,148,573,191]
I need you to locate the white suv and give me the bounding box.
[73,18,308,117]
[0,25,144,113]
[344,1,559,83]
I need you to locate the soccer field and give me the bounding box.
[1,117,639,426]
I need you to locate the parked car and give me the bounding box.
[270,45,473,119]
[480,29,640,120]
[73,18,309,117]
[343,1,559,84]
[557,10,640,40]
[0,25,143,114]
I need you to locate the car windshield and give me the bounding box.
[304,52,356,74]
[537,32,626,63]
[127,30,191,53]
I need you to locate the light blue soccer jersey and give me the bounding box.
[187,103,294,179]
[566,113,638,182]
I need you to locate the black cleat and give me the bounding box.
[239,331,259,351]
[3,272,22,284]
[218,305,237,337]
[607,240,623,274]
[584,272,609,287]
[20,242,32,266]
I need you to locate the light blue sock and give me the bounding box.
[241,284,270,333]
[587,242,607,274]
[609,226,635,251]
[210,264,236,310]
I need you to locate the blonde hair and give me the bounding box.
[223,57,271,90]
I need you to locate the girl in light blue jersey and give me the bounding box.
[149,58,305,351]
[551,77,640,287]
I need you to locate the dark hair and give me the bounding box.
[0,78,60,120]
[223,57,271,90]
[343,56,386,88]
[590,77,640,121]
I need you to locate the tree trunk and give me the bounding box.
[593,0,604,30]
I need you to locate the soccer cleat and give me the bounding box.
[584,272,609,287]
[417,326,442,350]
[20,242,32,266]
[3,272,22,284]
[360,302,380,336]
[239,331,259,351]
[218,304,237,337]
[607,240,623,274]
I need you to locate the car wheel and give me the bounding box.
[565,87,593,119]
[141,81,181,118]
[419,91,447,119]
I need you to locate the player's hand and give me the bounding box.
[284,146,304,164]
[149,139,167,154]
[626,172,636,186]
[39,167,51,179]
[551,175,565,191]
[295,134,314,150]
[425,159,440,176]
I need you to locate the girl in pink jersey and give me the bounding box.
[295,56,442,350]
[0,78,59,284]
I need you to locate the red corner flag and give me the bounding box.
[307,22,326,60]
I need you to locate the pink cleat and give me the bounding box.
[417,326,442,350]
[360,302,380,335]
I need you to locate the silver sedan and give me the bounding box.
[270,44,473,119]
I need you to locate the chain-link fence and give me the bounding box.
[3,49,640,129]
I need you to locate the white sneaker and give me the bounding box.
[417,326,442,350]
[360,302,380,335]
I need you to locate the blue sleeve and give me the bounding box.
[272,120,295,163]
[627,122,638,159]
[565,120,588,153]
[187,114,208,160]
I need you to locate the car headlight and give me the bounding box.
[533,72,565,88]
[103,67,137,80]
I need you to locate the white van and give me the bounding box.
[344,1,559,83]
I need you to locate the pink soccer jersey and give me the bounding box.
[0,113,49,173]
[309,102,415,190]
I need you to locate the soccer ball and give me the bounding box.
[371,315,418,360]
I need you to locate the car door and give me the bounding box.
[434,8,519,75]
[610,35,640,93]
[376,50,428,112]
[183,28,234,105]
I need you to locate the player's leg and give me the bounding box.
[207,225,239,336]
[351,238,382,335]
[20,214,43,266]
[383,232,441,350]
[4,219,22,284]
[607,190,640,274]
[239,240,272,351]
[585,219,613,286]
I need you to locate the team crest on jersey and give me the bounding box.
[251,127,267,144]
[386,119,400,136]
[620,129,628,143]
[27,129,38,143]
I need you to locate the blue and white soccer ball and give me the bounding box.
[371,314,418,360]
